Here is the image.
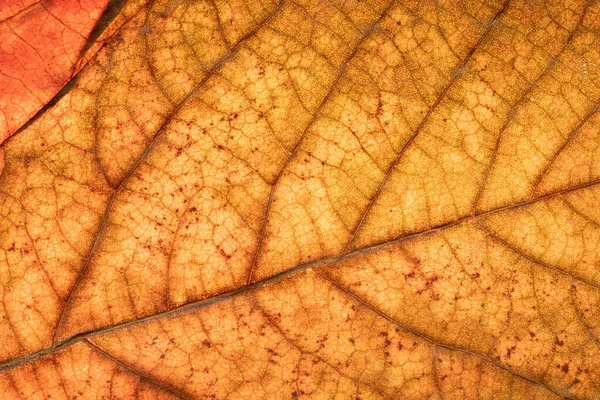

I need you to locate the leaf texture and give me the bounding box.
[0,0,123,142]
[1,0,600,398]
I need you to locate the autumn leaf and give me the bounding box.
[1,0,600,398]
[0,0,132,143]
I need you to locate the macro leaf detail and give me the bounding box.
[1,0,600,398]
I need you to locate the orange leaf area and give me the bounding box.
[1,0,600,398]
[0,0,109,142]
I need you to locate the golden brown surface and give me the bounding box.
[1,0,600,398]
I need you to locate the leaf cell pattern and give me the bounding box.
[1,0,600,398]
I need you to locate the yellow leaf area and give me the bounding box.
[1,0,600,398]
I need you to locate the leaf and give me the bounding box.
[0,0,129,143]
[0,0,600,398]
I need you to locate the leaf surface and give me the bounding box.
[0,0,132,142]
[1,0,600,398]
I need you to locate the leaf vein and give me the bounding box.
[475,5,591,211]
[84,339,189,400]
[314,269,567,398]
[246,0,398,285]
[51,0,286,344]
[3,161,600,380]
[343,0,512,253]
